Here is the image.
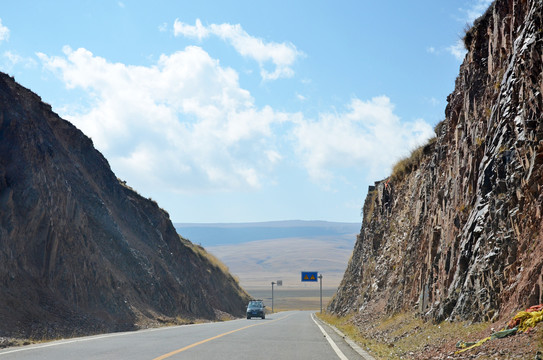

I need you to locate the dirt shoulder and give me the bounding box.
[318,305,543,359]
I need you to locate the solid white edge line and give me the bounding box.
[311,313,349,360]
[0,320,219,356]
[325,320,375,360]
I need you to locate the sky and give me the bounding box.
[0,0,493,223]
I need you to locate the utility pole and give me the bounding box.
[271,280,282,313]
[271,281,275,313]
[318,274,323,313]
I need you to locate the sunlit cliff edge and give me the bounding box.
[330,0,542,323]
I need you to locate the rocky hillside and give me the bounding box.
[0,72,250,340]
[330,0,542,323]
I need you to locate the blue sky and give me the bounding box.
[0,1,492,223]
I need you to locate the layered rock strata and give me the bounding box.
[330,0,543,322]
[0,72,249,339]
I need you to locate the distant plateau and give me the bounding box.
[175,220,360,289]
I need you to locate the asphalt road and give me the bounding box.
[0,311,367,360]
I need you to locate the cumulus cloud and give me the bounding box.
[173,19,303,80]
[38,46,285,192]
[447,39,467,61]
[293,96,434,182]
[0,19,10,43]
[37,45,433,194]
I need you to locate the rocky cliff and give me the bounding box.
[330,0,543,323]
[0,72,250,340]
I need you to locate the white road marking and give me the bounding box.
[0,321,209,356]
[311,313,349,360]
[325,319,376,359]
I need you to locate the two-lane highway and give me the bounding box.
[0,311,366,359]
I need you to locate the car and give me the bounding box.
[246,300,265,319]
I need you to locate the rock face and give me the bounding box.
[330,0,543,322]
[0,72,250,339]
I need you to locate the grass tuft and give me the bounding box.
[390,145,424,183]
[390,137,436,183]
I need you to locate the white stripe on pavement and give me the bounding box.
[311,313,349,360]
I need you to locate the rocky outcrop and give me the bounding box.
[330,0,543,322]
[0,72,250,340]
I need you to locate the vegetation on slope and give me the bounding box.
[317,310,543,359]
[390,137,436,183]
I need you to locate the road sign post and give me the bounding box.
[319,274,323,313]
[301,271,323,313]
[271,281,275,313]
[301,271,318,282]
[271,280,282,313]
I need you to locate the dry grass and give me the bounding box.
[317,311,492,359]
[180,236,232,276]
[179,236,249,299]
[390,137,436,183]
[390,145,424,182]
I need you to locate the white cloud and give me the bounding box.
[174,18,209,40]
[445,0,492,61]
[0,19,10,43]
[158,22,168,33]
[2,51,37,70]
[38,46,286,192]
[37,46,433,194]
[173,19,303,80]
[447,39,467,61]
[463,0,493,23]
[293,96,434,182]
[266,150,282,164]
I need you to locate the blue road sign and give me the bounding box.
[301,271,318,282]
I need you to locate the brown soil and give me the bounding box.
[325,300,543,359]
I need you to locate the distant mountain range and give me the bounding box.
[175,220,360,247]
[175,221,361,289]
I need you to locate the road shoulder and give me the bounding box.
[312,313,375,360]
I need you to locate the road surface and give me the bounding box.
[0,311,369,359]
